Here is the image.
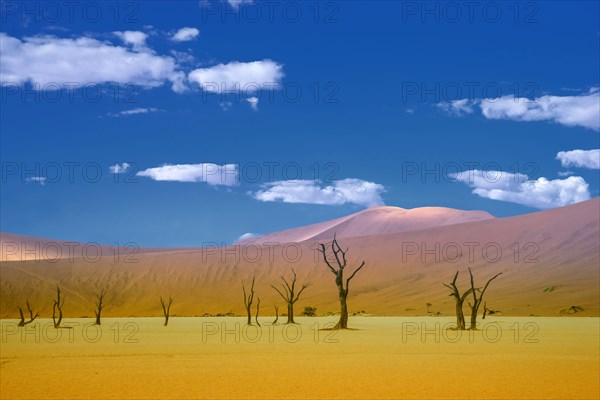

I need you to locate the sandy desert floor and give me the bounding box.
[1,316,598,399]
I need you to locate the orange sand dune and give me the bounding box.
[0,232,198,262]
[0,198,598,319]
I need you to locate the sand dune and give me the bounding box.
[0,232,197,262]
[240,205,494,244]
[0,198,598,319]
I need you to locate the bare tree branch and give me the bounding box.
[242,277,256,325]
[17,300,39,327]
[317,235,366,329]
[160,296,173,326]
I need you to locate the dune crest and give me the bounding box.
[240,205,495,244]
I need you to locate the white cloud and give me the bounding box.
[479,89,599,130]
[436,99,475,116]
[114,31,148,51]
[108,107,160,117]
[246,97,259,111]
[219,101,233,111]
[226,0,254,10]
[0,33,186,93]
[450,169,590,209]
[188,59,283,94]
[171,27,200,42]
[26,176,46,185]
[439,89,600,131]
[556,149,600,170]
[558,171,574,177]
[137,163,239,186]
[252,179,386,207]
[236,232,261,242]
[109,163,131,174]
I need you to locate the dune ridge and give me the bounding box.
[240,205,495,244]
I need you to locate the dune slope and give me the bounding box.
[0,199,598,318]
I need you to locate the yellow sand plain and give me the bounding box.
[1,316,598,399]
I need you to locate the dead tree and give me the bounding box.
[482,302,489,319]
[467,268,502,329]
[242,277,256,325]
[160,296,173,326]
[443,271,473,330]
[270,268,312,324]
[255,297,261,327]
[272,305,279,324]
[317,235,366,329]
[52,286,65,328]
[17,301,39,327]
[94,288,106,325]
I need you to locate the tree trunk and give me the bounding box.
[95,311,101,326]
[469,310,478,330]
[456,301,465,330]
[246,309,252,325]
[335,290,348,330]
[287,303,294,324]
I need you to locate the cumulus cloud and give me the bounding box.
[109,163,131,174]
[188,59,284,94]
[0,33,186,93]
[26,176,47,185]
[246,97,259,111]
[436,99,475,116]
[114,31,148,51]
[252,179,386,207]
[137,163,239,186]
[556,149,600,170]
[171,27,200,42]
[450,169,590,209]
[437,89,600,130]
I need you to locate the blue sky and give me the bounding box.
[1,0,599,247]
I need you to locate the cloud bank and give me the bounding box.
[0,32,186,92]
[438,89,600,130]
[556,149,600,170]
[450,169,590,209]
[252,179,385,207]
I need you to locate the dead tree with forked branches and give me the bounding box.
[94,288,106,325]
[160,296,173,326]
[17,301,39,327]
[317,235,366,330]
[443,271,473,330]
[52,286,65,328]
[272,305,279,324]
[242,277,256,325]
[255,297,261,327]
[271,268,312,324]
[467,268,502,330]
